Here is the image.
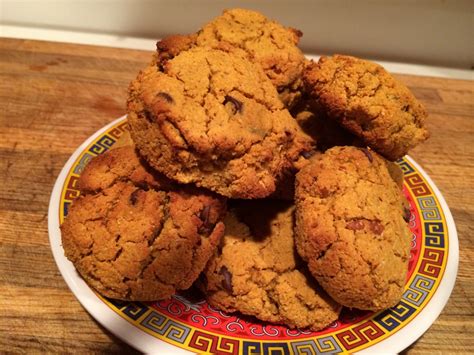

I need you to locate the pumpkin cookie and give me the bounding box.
[295,146,411,310]
[128,45,311,199]
[304,55,429,160]
[200,200,341,331]
[196,8,306,108]
[61,146,226,301]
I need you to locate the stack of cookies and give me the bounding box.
[61,8,429,331]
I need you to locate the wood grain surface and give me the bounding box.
[0,38,472,353]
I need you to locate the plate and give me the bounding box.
[48,116,459,354]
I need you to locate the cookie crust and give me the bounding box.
[201,201,341,331]
[197,8,306,108]
[128,45,311,198]
[304,55,429,160]
[295,146,411,310]
[61,146,226,301]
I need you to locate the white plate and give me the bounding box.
[49,116,459,354]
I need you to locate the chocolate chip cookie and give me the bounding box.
[200,200,341,331]
[304,55,429,160]
[196,8,306,108]
[61,146,226,301]
[128,44,311,199]
[295,146,411,310]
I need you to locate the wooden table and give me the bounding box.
[1,38,472,353]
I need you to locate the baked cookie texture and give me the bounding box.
[61,146,226,301]
[128,44,311,199]
[196,8,306,108]
[200,200,341,331]
[295,146,411,311]
[304,55,429,160]
[77,143,174,194]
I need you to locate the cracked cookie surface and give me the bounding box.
[196,8,306,108]
[304,55,429,160]
[61,146,226,301]
[128,45,311,199]
[295,146,411,310]
[200,200,341,331]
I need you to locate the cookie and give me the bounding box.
[77,144,175,194]
[61,146,226,301]
[196,8,306,108]
[304,55,429,160]
[128,45,311,199]
[295,146,411,310]
[200,201,341,331]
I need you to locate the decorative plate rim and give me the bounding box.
[48,116,459,354]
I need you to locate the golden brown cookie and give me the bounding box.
[200,200,341,331]
[304,55,429,160]
[77,144,174,194]
[128,44,311,199]
[295,146,411,311]
[196,8,306,108]
[61,146,226,301]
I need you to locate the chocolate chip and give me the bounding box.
[157,62,165,72]
[198,206,212,235]
[219,266,233,293]
[293,29,303,38]
[135,181,150,191]
[360,147,373,163]
[144,110,155,123]
[369,220,385,235]
[346,219,364,231]
[277,85,286,93]
[129,189,140,205]
[403,207,411,222]
[156,40,167,52]
[346,219,384,235]
[318,187,330,198]
[223,95,243,114]
[157,92,174,103]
